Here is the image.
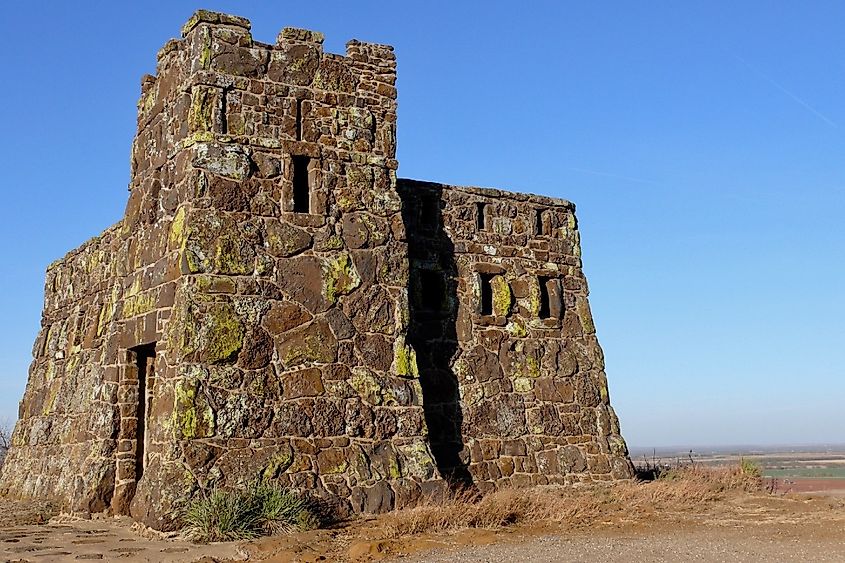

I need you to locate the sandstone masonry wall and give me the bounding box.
[0,11,632,531]
[398,180,633,488]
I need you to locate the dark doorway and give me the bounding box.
[130,343,155,482]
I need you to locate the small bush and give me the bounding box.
[181,482,319,543]
[740,457,762,478]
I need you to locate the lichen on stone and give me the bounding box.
[169,206,188,251]
[506,319,527,338]
[349,367,383,405]
[189,87,216,134]
[491,275,512,317]
[392,337,419,378]
[396,442,435,480]
[173,377,215,439]
[322,252,361,304]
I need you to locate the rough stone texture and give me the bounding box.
[0,11,632,530]
[398,181,633,491]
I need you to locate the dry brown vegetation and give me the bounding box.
[381,463,763,538]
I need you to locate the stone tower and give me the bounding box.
[0,11,633,530]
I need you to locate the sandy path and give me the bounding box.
[394,526,845,563]
[0,518,242,562]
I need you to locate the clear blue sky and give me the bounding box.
[1,1,843,448]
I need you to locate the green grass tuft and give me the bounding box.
[181,482,319,543]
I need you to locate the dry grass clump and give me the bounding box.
[382,462,763,538]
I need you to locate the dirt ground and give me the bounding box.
[1,488,843,562]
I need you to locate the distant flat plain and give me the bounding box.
[630,444,845,496]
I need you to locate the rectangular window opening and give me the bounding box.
[479,273,494,316]
[476,202,487,231]
[535,209,544,235]
[131,343,156,482]
[292,155,311,213]
[538,276,552,319]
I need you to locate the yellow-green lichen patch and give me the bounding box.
[526,355,541,378]
[597,374,609,403]
[336,194,356,212]
[202,302,244,363]
[576,298,595,334]
[608,435,628,457]
[528,278,542,317]
[214,234,255,275]
[189,87,216,133]
[262,447,294,480]
[315,234,344,252]
[177,299,244,364]
[173,378,215,439]
[392,338,419,378]
[198,27,212,69]
[513,377,533,393]
[42,380,62,415]
[387,456,401,479]
[122,291,156,319]
[348,368,383,405]
[459,384,484,409]
[506,319,527,338]
[169,206,188,250]
[322,252,361,304]
[138,85,157,113]
[396,442,435,480]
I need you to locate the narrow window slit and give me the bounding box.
[292,155,310,213]
[479,273,494,316]
[476,202,487,231]
[535,209,545,235]
[538,276,552,319]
